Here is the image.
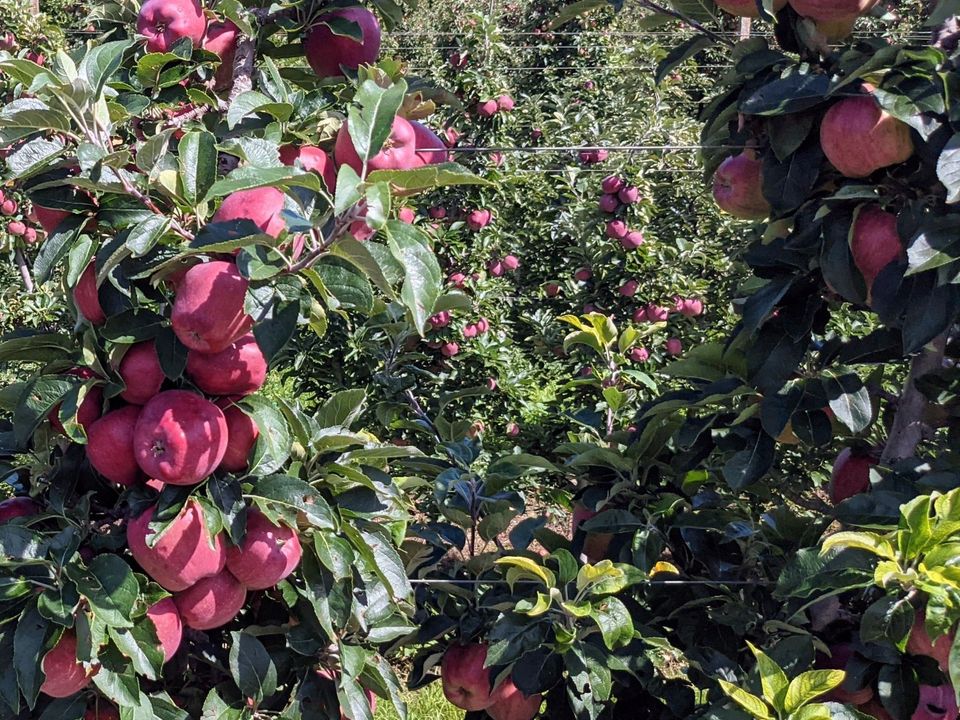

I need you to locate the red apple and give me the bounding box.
[599,194,620,213]
[497,94,515,111]
[0,497,38,522]
[820,95,913,178]
[907,610,954,672]
[851,205,903,293]
[279,145,337,192]
[304,7,382,78]
[912,684,957,720]
[133,390,228,485]
[441,643,497,711]
[829,447,876,504]
[174,568,246,630]
[487,679,542,720]
[665,338,683,356]
[186,333,267,397]
[218,402,259,473]
[410,121,450,165]
[334,116,418,175]
[477,99,499,118]
[712,151,770,220]
[74,261,106,325]
[171,260,253,353]
[441,342,460,358]
[86,406,142,486]
[467,209,492,231]
[212,187,286,238]
[146,597,183,663]
[620,230,644,250]
[136,0,206,53]
[605,219,628,239]
[50,383,103,435]
[127,500,226,591]
[39,631,95,698]
[118,341,165,405]
[202,19,239,88]
[618,186,640,205]
[226,509,302,590]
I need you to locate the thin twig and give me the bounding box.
[118,172,194,242]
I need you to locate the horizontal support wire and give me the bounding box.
[408,578,774,586]
[417,145,736,152]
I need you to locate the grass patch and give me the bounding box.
[374,681,461,720]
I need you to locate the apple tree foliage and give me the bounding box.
[0,0,489,718]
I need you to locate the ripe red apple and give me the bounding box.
[907,610,954,672]
[912,684,958,720]
[146,597,183,663]
[127,500,226,591]
[441,342,460,358]
[851,205,904,293]
[678,298,704,317]
[202,19,239,88]
[820,95,913,178]
[619,279,639,297]
[487,679,542,720]
[410,120,450,165]
[7,220,25,236]
[598,194,620,213]
[226,509,302,590]
[133,390,228,485]
[463,324,479,339]
[0,497,38,522]
[618,186,640,205]
[605,219,628,239]
[646,304,670,322]
[174,568,246,630]
[186,333,266,397]
[717,0,786,16]
[0,198,17,215]
[171,260,253,353]
[506,422,521,437]
[829,447,876,504]
[620,230,644,250]
[816,644,874,705]
[477,99,499,118]
[629,347,649,362]
[279,145,337,192]
[39,631,95,698]
[602,175,624,194]
[665,338,683,356]
[468,209,493,231]
[544,282,560,297]
[789,0,879,22]
[497,95,515,111]
[86,406,142,486]
[441,643,497,711]
[136,0,206,53]
[398,207,416,224]
[218,402,259,472]
[212,187,286,238]
[713,151,770,220]
[574,267,592,282]
[334,116,418,175]
[74,262,106,326]
[23,227,37,244]
[304,7,382,78]
[118,341,165,405]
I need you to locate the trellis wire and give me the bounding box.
[408,578,775,586]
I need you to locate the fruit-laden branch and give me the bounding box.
[881,333,947,464]
[637,0,736,46]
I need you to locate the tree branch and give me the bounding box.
[227,36,257,105]
[14,249,33,292]
[636,0,736,46]
[880,333,947,464]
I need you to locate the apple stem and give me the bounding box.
[880,333,947,464]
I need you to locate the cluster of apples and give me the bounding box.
[27,257,302,703]
[441,643,542,720]
[476,94,516,119]
[598,176,645,251]
[0,189,43,245]
[712,58,912,302]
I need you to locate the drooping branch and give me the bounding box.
[880,333,948,464]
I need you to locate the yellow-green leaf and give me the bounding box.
[821,531,897,561]
[719,680,774,720]
[783,670,844,713]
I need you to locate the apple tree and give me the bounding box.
[0,0,485,717]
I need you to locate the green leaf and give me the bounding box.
[655,35,714,86]
[719,680,774,720]
[783,670,845,713]
[366,163,491,192]
[14,601,47,708]
[79,40,133,97]
[243,395,292,476]
[385,221,441,334]
[66,555,138,628]
[346,79,407,176]
[178,130,218,206]
[229,631,278,703]
[226,91,294,130]
[206,166,320,200]
[249,475,335,529]
[125,215,170,257]
[589,597,634,650]
[312,257,375,313]
[820,531,896,560]
[748,642,790,711]
[859,595,914,647]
